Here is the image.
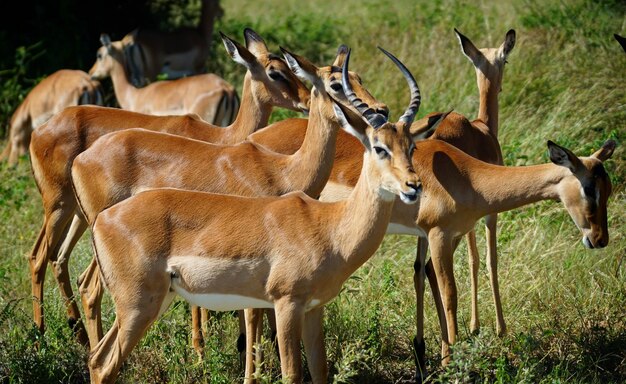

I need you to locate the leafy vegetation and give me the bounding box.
[0,0,624,382]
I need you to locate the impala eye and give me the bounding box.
[374,146,389,158]
[330,82,342,92]
[269,71,286,82]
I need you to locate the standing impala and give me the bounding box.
[90,33,239,126]
[27,28,310,346]
[87,47,424,384]
[71,44,394,362]
[0,69,103,165]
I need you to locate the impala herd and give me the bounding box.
[1,8,617,384]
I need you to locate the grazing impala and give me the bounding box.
[27,28,310,346]
[248,36,615,384]
[0,69,103,165]
[122,0,224,86]
[87,47,424,384]
[90,33,239,126]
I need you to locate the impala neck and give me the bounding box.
[228,72,272,141]
[470,162,570,216]
[284,89,339,198]
[476,74,500,137]
[109,55,137,110]
[332,153,396,272]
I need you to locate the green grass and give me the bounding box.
[1,0,625,382]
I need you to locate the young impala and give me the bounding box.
[90,33,239,126]
[27,28,310,346]
[0,69,102,165]
[88,47,424,384]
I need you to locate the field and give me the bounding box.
[0,0,625,382]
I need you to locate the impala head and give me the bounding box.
[455,28,515,93]
[219,28,310,113]
[548,139,616,249]
[334,47,423,204]
[280,45,389,119]
[89,34,126,80]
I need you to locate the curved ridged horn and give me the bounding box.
[341,48,388,129]
[377,46,421,126]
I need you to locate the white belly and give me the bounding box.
[172,285,274,311]
[386,222,426,236]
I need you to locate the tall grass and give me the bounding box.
[0,0,624,382]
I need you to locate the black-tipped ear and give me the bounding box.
[454,28,482,64]
[547,140,583,173]
[244,28,269,56]
[220,31,257,69]
[502,29,516,57]
[332,45,349,68]
[591,139,616,161]
[100,33,112,49]
[332,102,370,150]
[411,110,453,141]
[280,46,321,89]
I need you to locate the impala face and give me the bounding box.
[456,28,516,93]
[89,35,122,80]
[548,140,615,249]
[221,28,311,114]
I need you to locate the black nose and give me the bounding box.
[407,182,421,193]
[596,239,607,248]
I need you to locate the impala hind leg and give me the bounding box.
[466,229,480,335]
[30,206,74,337]
[302,307,327,384]
[274,298,305,383]
[78,258,104,348]
[89,283,173,383]
[485,214,505,336]
[52,213,89,345]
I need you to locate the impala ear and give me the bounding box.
[591,139,616,162]
[455,28,483,65]
[410,110,453,140]
[547,140,584,174]
[280,47,322,89]
[499,29,516,60]
[332,102,370,151]
[332,45,349,68]
[100,34,112,50]
[614,33,626,54]
[220,31,258,69]
[243,28,269,57]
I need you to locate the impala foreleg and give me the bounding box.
[485,213,505,336]
[466,229,480,335]
[190,305,204,357]
[244,308,264,383]
[302,307,327,384]
[274,298,305,383]
[429,230,457,366]
[413,236,428,382]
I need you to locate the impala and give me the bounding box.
[248,31,614,382]
[71,44,393,362]
[27,28,310,346]
[121,0,223,86]
[615,33,626,53]
[91,33,239,126]
[0,69,103,165]
[87,47,424,384]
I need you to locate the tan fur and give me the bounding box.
[26,29,311,346]
[1,69,103,165]
[69,47,385,359]
[120,0,223,87]
[90,33,238,126]
[88,105,421,384]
